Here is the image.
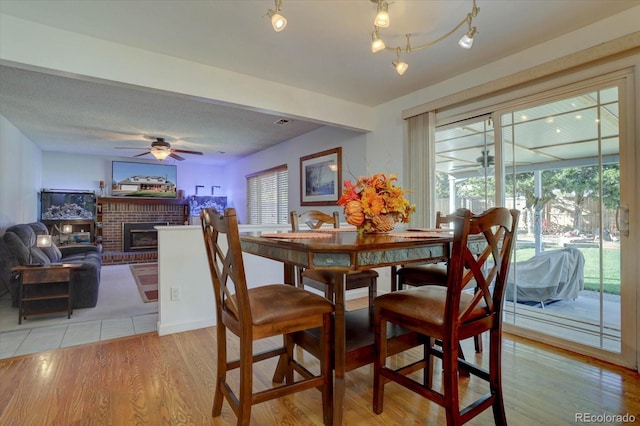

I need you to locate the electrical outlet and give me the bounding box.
[170,287,181,301]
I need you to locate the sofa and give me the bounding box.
[0,222,102,309]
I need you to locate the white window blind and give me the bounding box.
[246,165,288,224]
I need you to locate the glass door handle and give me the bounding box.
[616,204,630,237]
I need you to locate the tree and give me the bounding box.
[506,172,555,234]
[545,164,619,230]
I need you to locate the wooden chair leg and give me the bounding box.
[321,314,333,425]
[368,278,377,308]
[474,333,483,353]
[457,343,470,377]
[442,339,462,426]
[372,312,386,414]
[390,266,398,292]
[238,339,253,426]
[490,329,507,426]
[212,325,226,417]
[424,336,434,388]
[284,334,294,384]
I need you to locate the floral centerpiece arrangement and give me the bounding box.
[338,173,415,234]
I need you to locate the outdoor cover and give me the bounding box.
[506,247,585,303]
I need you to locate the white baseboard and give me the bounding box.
[157,317,216,336]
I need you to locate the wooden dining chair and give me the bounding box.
[373,207,519,425]
[392,211,483,354]
[392,211,454,291]
[290,210,378,307]
[201,207,335,425]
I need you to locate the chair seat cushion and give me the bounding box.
[375,286,487,329]
[233,284,334,326]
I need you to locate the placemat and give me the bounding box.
[393,232,449,238]
[260,232,333,239]
[405,227,453,232]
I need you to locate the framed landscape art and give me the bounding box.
[300,147,341,206]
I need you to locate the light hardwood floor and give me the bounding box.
[1,324,638,425]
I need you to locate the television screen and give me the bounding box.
[112,161,177,198]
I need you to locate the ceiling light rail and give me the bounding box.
[265,0,479,76]
[370,0,480,75]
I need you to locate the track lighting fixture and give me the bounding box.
[262,1,481,75]
[373,1,390,28]
[267,0,287,32]
[371,0,480,75]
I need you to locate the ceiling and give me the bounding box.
[0,1,637,165]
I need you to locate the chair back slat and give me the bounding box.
[434,211,457,229]
[201,207,250,326]
[446,207,519,328]
[291,210,340,231]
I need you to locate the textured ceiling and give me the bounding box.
[0,1,637,165]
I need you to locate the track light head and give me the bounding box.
[371,28,386,53]
[268,0,287,32]
[392,47,408,75]
[458,27,476,49]
[374,1,390,28]
[392,60,408,75]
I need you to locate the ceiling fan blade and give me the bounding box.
[133,151,151,158]
[169,152,185,161]
[115,146,147,150]
[172,149,203,155]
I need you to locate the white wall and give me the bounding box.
[0,114,41,230]
[156,224,292,335]
[225,125,369,222]
[41,151,226,199]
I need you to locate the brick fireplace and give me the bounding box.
[97,197,189,265]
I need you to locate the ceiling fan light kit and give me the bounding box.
[150,148,171,161]
[266,0,480,76]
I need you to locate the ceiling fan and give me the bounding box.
[446,149,495,172]
[476,149,494,168]
[116,136,203,161]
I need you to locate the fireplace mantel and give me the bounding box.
[97,197,188,206]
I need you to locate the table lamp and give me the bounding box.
[61,224,73,243]
[29,234,52,265]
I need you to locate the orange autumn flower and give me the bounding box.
[338,173,415,232]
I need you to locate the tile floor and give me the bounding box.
[0,263,158,360]
[0,313,158,359]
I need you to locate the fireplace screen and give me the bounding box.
[122,223,163,251]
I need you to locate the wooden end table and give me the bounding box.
[12,264,80,324]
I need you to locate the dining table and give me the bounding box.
[239,227,455,425]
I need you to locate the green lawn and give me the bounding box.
[514,246,621,295]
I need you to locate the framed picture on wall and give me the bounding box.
[300,147,342,206]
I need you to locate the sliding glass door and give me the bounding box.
[434,73,636,367]
[434,115,496,214]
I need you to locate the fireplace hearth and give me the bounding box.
[122,223,164,252]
